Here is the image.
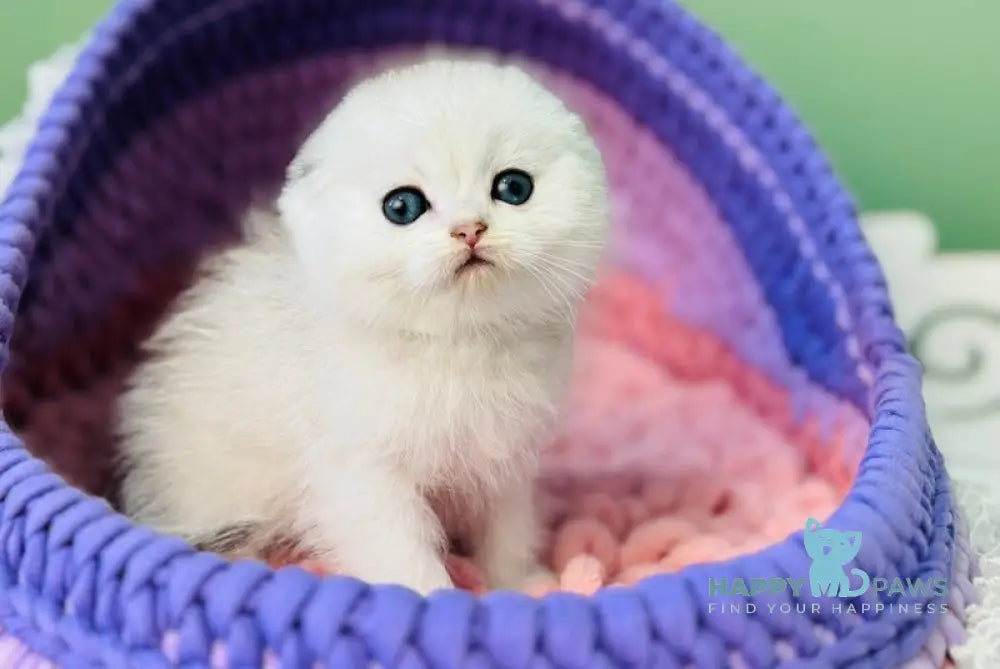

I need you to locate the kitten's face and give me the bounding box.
[278,59,609,334]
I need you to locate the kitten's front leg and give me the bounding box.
[474,478,549,590]
[303,461,452,595]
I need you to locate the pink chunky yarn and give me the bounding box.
[271,271,866,594]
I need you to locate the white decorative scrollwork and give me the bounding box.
[910,304,1000,420]
[862,212,1000,486]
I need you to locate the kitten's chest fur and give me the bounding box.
[318,324,572,492]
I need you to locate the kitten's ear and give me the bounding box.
[287,155,316,183]
[806,518,821,532]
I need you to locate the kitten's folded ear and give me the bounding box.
[805,517,821,532]
[287,154,316,183]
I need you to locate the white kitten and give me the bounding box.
[117,59,609,593]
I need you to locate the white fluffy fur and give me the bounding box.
[117,59,609,594]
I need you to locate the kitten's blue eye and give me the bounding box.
[492,169,533,206]
[382,187,429,225]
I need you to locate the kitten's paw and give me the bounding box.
[519,566,559,594]
[355,557,454,595]
[404,570,455,596]
[488,561,555,592]
[522,565,558,586]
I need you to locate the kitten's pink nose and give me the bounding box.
[451,222,487,248]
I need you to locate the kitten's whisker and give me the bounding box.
[522,250,597,272]
[518,250,594,289]
[541,267,586,303]
[528,253,597,283]
[521,263,569,318]
[521,263,578,325]
[548,240,607,249]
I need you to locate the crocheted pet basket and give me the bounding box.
[0,0,977,666]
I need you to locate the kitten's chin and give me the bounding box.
[454,255,493,276]
[446,255,508,295]
[451,248,498,278]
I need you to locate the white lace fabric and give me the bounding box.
[952,482,1000,666]
[1,39,998,668]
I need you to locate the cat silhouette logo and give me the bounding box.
[804,518,871,597]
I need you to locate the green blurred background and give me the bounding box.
[1,0,997,249]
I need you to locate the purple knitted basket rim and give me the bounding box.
[0,0,955,667]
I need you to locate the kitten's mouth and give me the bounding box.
[455,253,494,276]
